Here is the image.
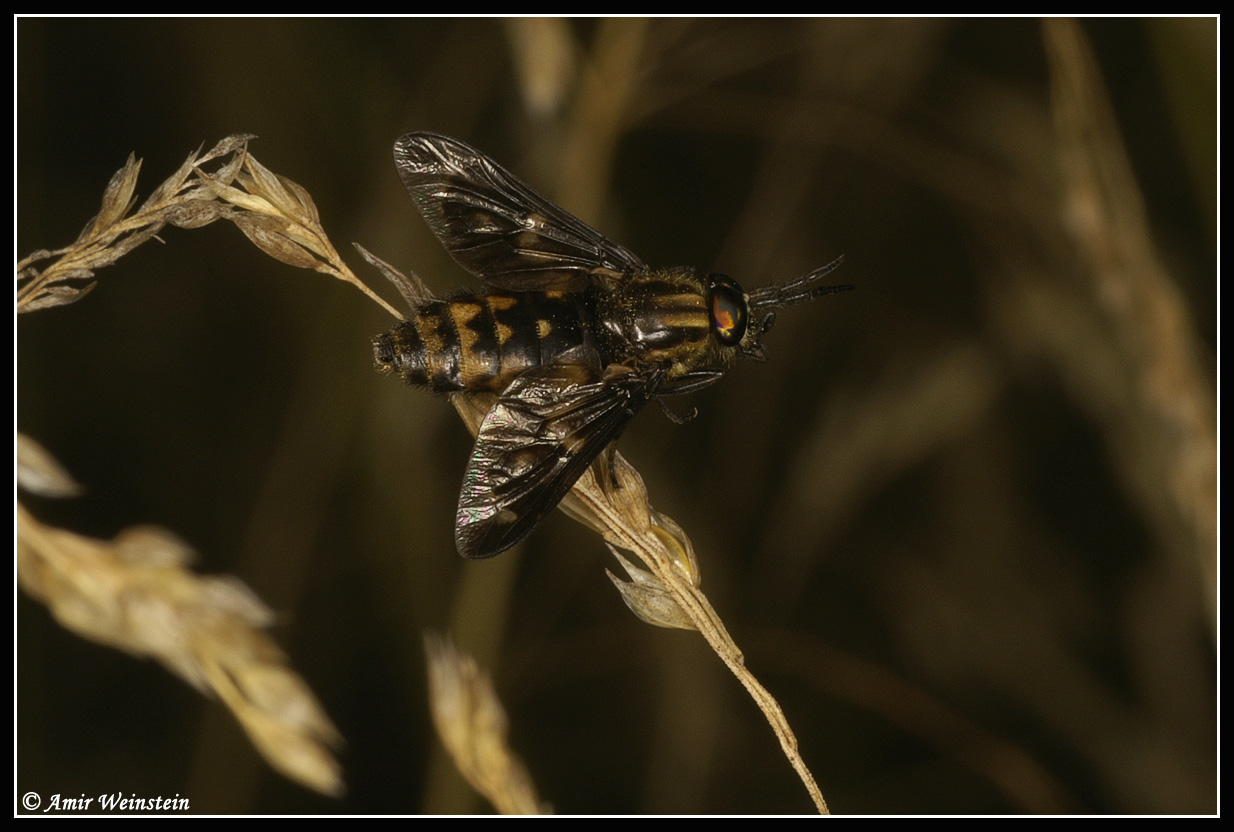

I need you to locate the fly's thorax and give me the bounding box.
[594,268,745,377]
[373,290,596,394]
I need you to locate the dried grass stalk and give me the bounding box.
[1044,19,1218,625]
[17,136,248,313]
[454,392,828,814]
[568,457,829,814]
[16,134,401,319]
[200,153,401,319]
[424,634,546,815]
[15,437,343,797]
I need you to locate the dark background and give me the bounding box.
[17,18,1216,814]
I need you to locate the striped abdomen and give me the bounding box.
[374,290,598,394]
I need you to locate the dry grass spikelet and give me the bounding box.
[16,437,343,797]
[424,634,546,815]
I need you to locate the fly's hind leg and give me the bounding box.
[594,441,621,498]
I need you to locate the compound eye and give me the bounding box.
[708,274,748,347]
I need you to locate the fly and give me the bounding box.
[374,133,850,559]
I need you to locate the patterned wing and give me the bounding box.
[395,132,646,292]
[455,350,660,559]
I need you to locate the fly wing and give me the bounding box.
[395,132,647,293]
[455,351,660,559]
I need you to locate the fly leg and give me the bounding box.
[595,441,621,497]
[656,397,698,424]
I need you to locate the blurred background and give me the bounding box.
[16,18,1216,814]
